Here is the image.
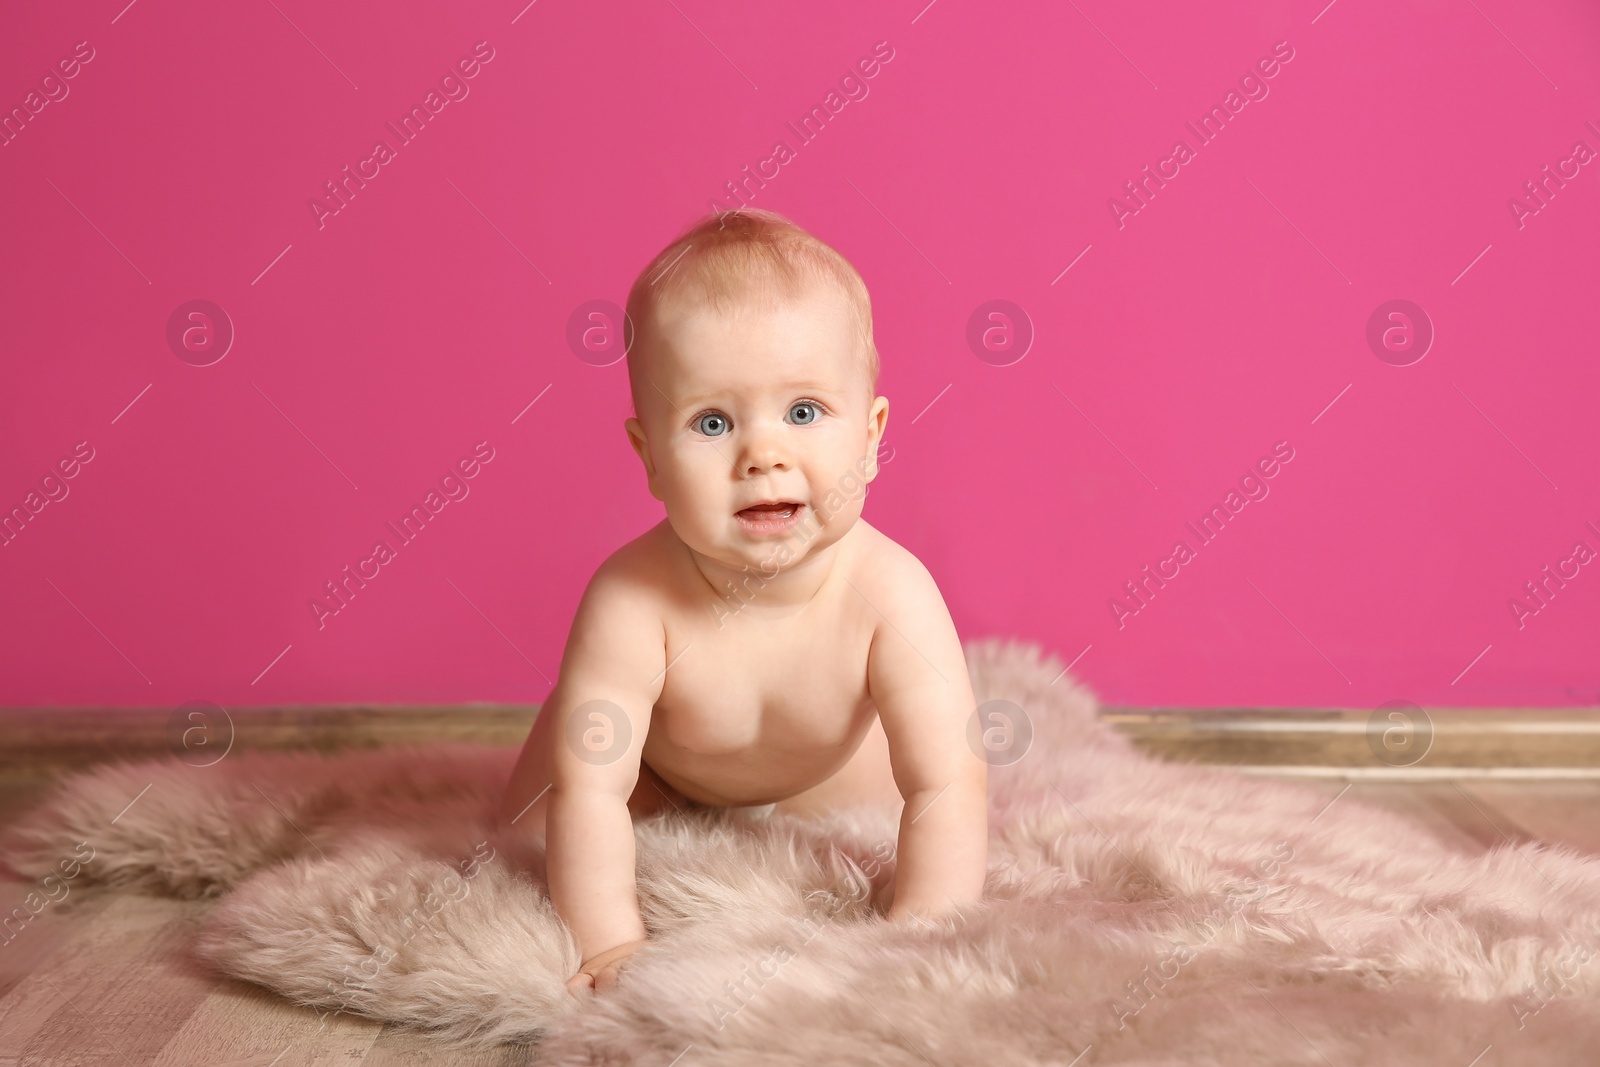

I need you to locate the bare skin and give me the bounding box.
[498,284,988,996]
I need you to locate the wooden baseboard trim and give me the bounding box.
[4,705,1599,782]
[1103,706,1600,770]
[1233,765,1600,780]
[0,705,537,782]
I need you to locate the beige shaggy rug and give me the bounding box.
[7,637,1600,1064]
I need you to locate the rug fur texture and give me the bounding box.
[7,637,1600,1064]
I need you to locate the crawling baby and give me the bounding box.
[497,208,988,996]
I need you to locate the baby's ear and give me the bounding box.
[623,417,663,500]
[864,396,890,480]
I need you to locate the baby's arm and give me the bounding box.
[867,558,988,921]
[540,566,667,977]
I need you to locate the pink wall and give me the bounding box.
[2,0,1597,711]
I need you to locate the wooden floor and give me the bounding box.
[3,765,1600,1063]
[0,764,538,1064]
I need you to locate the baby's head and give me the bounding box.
[622,208,889,571]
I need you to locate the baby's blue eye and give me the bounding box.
[694,412,730,437]
[789,402,819,425]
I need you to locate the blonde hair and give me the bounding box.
[624,208,879,411]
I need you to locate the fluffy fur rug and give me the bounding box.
[8,637,1600,1064]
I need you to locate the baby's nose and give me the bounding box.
[739,426,790,473]
[743,451,788,475]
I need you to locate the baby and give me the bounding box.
[497,208,988,996]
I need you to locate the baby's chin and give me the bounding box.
[674,534,785,575]
[674,508,859,570]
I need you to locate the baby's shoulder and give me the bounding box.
[588,520,678,599]
[844,521,943,607]
[563,526,674,658]
[560,529,660,630]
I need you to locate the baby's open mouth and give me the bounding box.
[735,501,804,531]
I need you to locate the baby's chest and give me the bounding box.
[652,618,875,755]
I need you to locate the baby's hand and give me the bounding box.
[568,937,649,996]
